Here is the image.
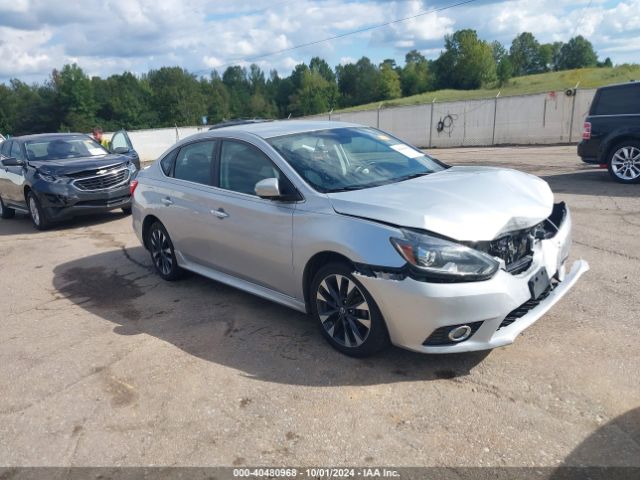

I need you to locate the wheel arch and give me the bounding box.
[302,251,355,313]
[603,135,640,162]
[141,214,161,250]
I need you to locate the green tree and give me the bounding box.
[222,66,251,117]
[497,57,513,86]
[95,72,155,130]
[434,29,496,89]
[52,64,96,131]
[598,57,613,68]
[491,41,508,63]
[509,32,544,76]
[539,42,563,71]
[378,61,401,100]
[400,50,431,96]
[147,67,206,126]
[200,72,231,123]
[309,57,336,84]
[556,36,598,70]
[289,69,338,116]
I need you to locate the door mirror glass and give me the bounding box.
[255,178,281,199]
[1,157,24,167]
[113,146,130,154]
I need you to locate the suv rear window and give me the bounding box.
[592,84,640,115]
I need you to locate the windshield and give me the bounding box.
[268,127,445,193]
[25,136,108,161]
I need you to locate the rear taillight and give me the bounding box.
[129,179,139,195]
[582,121,591,140]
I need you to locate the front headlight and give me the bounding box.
[37,171,66,183]
[391,229,499,282]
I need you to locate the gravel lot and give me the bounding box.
[0,145,638,468]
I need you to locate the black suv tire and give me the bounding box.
[0,196,16,219]
[607,140,640,184]
[27,191,52,230]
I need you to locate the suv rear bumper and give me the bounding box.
[577,140,602,164]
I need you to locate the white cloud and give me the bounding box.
[0,0,639,82]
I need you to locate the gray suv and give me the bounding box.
[132,121,588,357]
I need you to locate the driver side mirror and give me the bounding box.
[255,178,281,199]
[113,146,131,155]
[1,157,25,167]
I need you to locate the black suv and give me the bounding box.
[578,81,640,183]
[0,132,138,230]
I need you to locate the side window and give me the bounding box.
[160,149,177,176]
[594,85,640,115]
[1,141,11,157]
[111,131,128,151]
[173,141,215,185]
[219,141,282,196]
[11,142,25,160]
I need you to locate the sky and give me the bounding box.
[0,0,638,83]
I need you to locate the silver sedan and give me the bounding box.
[131,121,588,356]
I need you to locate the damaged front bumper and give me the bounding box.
[34,180,131,221]
[355,205,589,353]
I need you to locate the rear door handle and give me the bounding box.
[211,208,229,219]
[161,197,174,206]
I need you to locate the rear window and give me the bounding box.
[592,84,640,115]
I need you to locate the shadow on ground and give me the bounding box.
[549,407,640,479]
[52,246,489,387]
[541,169,640,198]
[0,210,130,236]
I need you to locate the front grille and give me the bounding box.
[498,281,557,330]
[73,168,129,191]
[423,321,484,346]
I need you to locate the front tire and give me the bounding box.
[147,221,183,281]
[311,263,390,357]
[27,192,51,230]
[607,141,640,184]
[0,196,16,219]
[122,206,132,215]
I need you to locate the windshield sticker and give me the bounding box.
[390,144,423,158]
[89,148,106,155]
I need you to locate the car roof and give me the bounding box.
[597,80,639,91]
[12,133,91,142]
[201,120,362,140]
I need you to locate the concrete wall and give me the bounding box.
[121,89,597,160]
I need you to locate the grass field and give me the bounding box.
[340,65,640,112]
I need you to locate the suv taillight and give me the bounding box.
[129,179,139,195]
[582,121,591,140]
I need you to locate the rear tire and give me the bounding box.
[0,196,15,219]
[27,192,51,230]
[607,141,640,184]
[310,262,390,357]
[147,221,183,281]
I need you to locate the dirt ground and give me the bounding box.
[0,145,638,468]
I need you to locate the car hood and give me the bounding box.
[29,154,129,176]
[327,166,554,241]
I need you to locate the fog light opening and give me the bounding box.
[448,325,473,342]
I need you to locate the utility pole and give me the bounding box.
[492,91,500,146]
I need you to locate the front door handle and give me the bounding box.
[161,197,174,206]
[211,208,229,219]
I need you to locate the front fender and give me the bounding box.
[292,209,405,299]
